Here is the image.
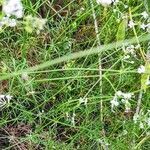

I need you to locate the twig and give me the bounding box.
[89,0,108,149]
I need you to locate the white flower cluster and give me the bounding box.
[24,15,47,34]
[133,110,150,129]
[96,0,119,7]
[140,11,150,33]
[128,12,149,31]
[111,91,133,112]
[124,45,139,56]
[122,44,139,63]
[3,0,23,18]
[0,94,12,108]
[0,0,23,29]
[0,1,47,33]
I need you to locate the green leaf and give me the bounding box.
[116,19,127,42]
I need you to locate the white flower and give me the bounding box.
[3,0,23,18]
[124,4,128,9]
[123,45,137,58]
[128,20,135,28]
[8,18,17,27]
[110,96,119,112]
[0,94,12,108]
[36,18,47,34]
[0,17,17,27]
[111,98,119,107]
[111,91,133,112]
[120,93,132,112]
[141,11,149,19]
[96,0,113,6]
[122,93,132,100]
[21,72,29,81]
[123,55,130,60]
[137,65,145,74]
[36,18,47,30]
[79,97,88,105]
[24,15,47,34]
[140,23,147,30]
[125,45,135,55]
[116,91,123,97]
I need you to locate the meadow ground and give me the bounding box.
[0,0,150,149]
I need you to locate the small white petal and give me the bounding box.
[141,11,149,19]
[140,23,147,30]
[137,65,145,74]
[128,20,135,28]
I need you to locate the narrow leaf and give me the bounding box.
[116,18,127,42]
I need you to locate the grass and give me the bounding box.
[0,0,150,149]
